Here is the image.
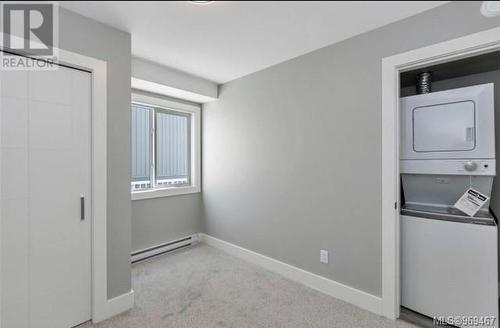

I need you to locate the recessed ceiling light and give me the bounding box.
[190,1,214,4]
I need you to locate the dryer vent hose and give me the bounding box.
[416,72,432,94]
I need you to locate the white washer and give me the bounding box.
[401,214,498,328]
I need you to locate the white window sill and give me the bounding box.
[131,186,201,200]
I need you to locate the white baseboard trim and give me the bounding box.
[93,289,135,323]
[199,233,383,316]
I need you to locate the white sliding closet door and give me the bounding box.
[1,60,92,328]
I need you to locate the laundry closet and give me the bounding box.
[399,50,500,328]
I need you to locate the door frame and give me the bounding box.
[0,47,133,325]
[381,26,500,320]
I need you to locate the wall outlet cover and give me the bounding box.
[320,250,329,264]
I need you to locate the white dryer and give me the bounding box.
[400,83,495,161]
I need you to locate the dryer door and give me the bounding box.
[413,101,475,152]
[399,83,495,160]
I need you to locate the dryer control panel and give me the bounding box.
[400,159,496,176]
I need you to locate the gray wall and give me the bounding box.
[202,1,500,297]
[59,8,132,298]
[132,194,203,251]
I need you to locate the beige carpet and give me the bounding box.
[85,244,417,328]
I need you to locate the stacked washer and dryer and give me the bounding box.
[400,82,499,327]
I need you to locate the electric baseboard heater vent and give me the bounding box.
[131,234,199,263]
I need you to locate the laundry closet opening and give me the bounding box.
[398,50,500,328]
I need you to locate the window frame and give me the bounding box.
[131,92,201,200]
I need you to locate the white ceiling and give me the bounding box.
[61,1,448,84]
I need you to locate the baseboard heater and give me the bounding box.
[131,234,198,263]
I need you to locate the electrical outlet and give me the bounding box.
[320,250,329,264]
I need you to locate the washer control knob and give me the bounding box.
[464,161,478,172]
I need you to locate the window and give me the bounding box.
[131,93,201,200]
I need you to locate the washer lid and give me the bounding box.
[401,204,496,226]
